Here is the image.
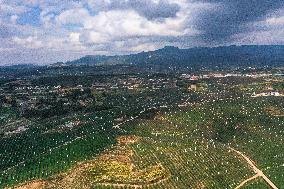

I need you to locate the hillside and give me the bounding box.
[66,45,284,68]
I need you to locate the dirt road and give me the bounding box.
[235,173,260,189]
[230,147,278,189]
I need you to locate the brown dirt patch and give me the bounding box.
[9,135,167,189]
[6,180,47,189]
[194,181,206,189]
[117,135,140,145]
[265,106,284,117]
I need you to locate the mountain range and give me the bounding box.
[65,45,284,69]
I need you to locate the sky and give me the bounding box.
[0,0,283,65]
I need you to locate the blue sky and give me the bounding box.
[0,0,283,65]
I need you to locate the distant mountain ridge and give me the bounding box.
[65,45,284,68]
[1,64,36,68]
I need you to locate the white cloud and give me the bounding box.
[91,10,190,36]
[87,0,181,20]
[49,1,203,48]
[13,36,43,49]
[0,0,223,64]
[69,32,80,44]
[0,3,29,15]
[232,10,284,45]
[266,16,284,25]
[233,30,284,45]
[40,12,55,28]
[77,7,200,45]
[0,47,15,52]
[55,8,92,27]
[10,15,18,24]
[129,43,160,52]
[80,31,109,44]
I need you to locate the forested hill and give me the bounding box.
[66,45,284,68]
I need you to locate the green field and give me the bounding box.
[120,96,284,188]
[1,88,284,188]
[0,88,190,188]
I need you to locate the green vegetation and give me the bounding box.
[243,179,271,189]
[104,95,284,188]
[273,82,284,91]
[0,85,189,188]
[1,71,284,189]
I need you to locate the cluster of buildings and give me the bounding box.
[0,76,179,117]
[91,76,177,91]
[180,72,282,80]
[1,71,283,117]
[251,91,284,97]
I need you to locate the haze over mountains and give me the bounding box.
[2,45,283,69]
[65,45,284,68]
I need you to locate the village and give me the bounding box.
[1,70,284,117]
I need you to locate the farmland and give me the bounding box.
[6,95,284,188]
[121,97,284,188]
[0,69,284,188]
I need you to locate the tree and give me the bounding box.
[212,108,248,143]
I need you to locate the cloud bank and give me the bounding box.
[0,0,283,64]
